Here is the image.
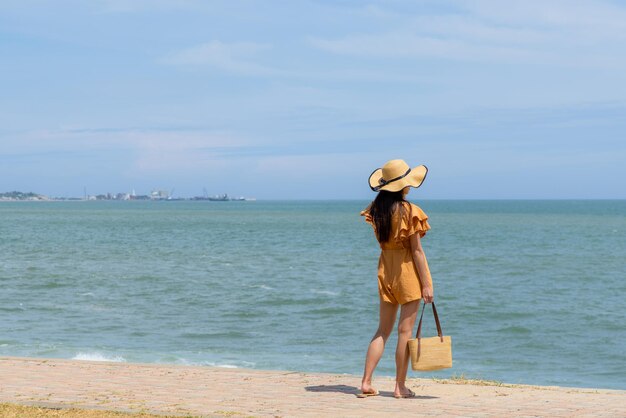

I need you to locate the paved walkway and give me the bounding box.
[0,356,624,417]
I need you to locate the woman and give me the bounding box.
[359,159,434,399]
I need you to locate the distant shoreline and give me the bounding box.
[2,198,626,202]
[0,194,626,203]
[0,197,258,202]
[0,191,256,202]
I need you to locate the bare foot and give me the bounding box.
[393,385,415,399]
[360,382,378,396]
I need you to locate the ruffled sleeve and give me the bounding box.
[397,202,430,241]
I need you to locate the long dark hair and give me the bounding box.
[369,190,405,243]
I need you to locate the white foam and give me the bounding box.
[249,284,274,291]
[172,358,254,369]
[203,360,256,369]
[312,289,339,296]
[72,352,126,362]
[212,363,238,368]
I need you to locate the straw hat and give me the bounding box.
[368,159,428,192]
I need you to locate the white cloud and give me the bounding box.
[97,0,197,13]
[165,40,278,76]
[309,31,542,62]
[164,39,438,82]
[410,15,549,45]
[3,128,247,174]
[310,0,626,69]
[461,0,626,33]
[128,131,238,173]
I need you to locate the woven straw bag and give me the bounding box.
[408,302,452,371]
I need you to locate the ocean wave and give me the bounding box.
[72,352,126,362]
[205,363,238,368]
[180,330,252,339]
[204,360,256,369]
[497,325,532,334]
[308,306,350,315]
[0,306,27,312]
[249,284,274,291]
[173,358,255,369]
[311,289,339,296]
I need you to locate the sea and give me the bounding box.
[0,200,624,390]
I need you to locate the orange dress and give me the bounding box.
[361,201,433,305]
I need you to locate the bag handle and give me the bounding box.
[416,302,444,342]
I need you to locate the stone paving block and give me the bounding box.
[0,356,624,417]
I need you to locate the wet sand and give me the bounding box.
[0,356,623,417]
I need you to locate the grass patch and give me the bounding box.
[0,402,200,418]
[431,373,508,387]
[429,374,564,391]
[213,411,257,417]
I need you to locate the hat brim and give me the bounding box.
[368,165,428,192]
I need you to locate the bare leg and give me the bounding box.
[361,300,398,394]
[394,299,420,397]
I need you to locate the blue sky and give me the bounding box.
[1,0,625,199]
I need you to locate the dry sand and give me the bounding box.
[0,356,624,417]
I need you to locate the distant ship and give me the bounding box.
[206,193,255,201]
[208,193,230,201]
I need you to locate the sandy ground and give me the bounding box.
[0,356,624,417]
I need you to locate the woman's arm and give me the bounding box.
[409,232,434,303]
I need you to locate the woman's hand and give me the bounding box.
[422,286,434,304]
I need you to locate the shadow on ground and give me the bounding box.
[305,385,438,399]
